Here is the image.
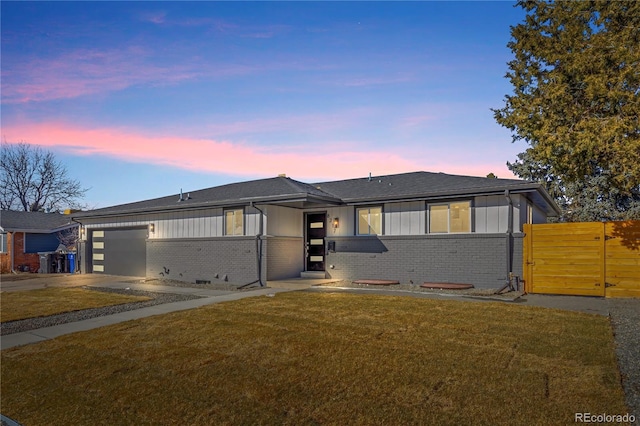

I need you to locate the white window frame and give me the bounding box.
[428,201,472,233]
[356,206,383,236]
[0,233,7,253]
[224,208,244,236]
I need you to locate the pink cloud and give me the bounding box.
[1,122,420,180]
[2,47,204,103]
[2,122,515,181]
[2,44,279,104]
[204,108,376,137]
[398,114,438,128]
[140,11,167,24]
[2,44,327,104]
[333,72,414,88]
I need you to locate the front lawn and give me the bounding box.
[0,292,628,425]
[0,287,151,322]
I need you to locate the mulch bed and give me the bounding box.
[421,282,474,290]
[352,279,400,286]
[317,280,523,301]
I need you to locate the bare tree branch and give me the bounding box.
[1,142,88,212]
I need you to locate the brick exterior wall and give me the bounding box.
[324,233,524,289]
[146,237,267,285]
[75,232,524,290]
[0,232,41,273]
[266,237,304,280]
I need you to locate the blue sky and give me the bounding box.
[1,1,527,208]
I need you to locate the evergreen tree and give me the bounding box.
[494,0,640,220]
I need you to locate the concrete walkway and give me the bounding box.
[1,279,327,351]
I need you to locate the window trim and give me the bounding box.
[356,206,383,236]
[427,201,472,234]
[224,207,245,236]
[0,233,7,253]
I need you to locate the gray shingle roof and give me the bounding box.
[0,211,75,233]
[313,171,539,203]
[74,171,558,217]
[76,176,342,216]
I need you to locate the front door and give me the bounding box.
[305,212,326,271]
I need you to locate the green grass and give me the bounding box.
[1,292,628,425]
[0,287,151,322]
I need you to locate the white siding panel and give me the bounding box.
[244,206,264,236]
[474,196,488,233]
[512,194,523,232]
[384,201,424,235]
[82,208,228,240]
[484,195,503,233]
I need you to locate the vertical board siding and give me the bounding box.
[524,221,639,298]
[245,206,264,236]
[474,195,523,233]
[384,201,424,235]
[82,208,226,239]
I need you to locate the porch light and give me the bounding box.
[149,223,155,233]
[333,218,339,229]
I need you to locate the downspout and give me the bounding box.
[10,232,16,274]
[71,217,83,273]
[505,190,513,285]
[238,202,265,288]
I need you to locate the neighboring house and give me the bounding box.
[73,171,560,289]
[0,211,78,274]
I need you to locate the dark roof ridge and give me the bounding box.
[313,170,527,186]
[278,175,339,199]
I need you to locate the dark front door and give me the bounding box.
[305,212,326,271]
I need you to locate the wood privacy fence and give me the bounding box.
[523,221,640,298]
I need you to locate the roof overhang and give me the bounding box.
[0,222,78,234]
[73,193,343,220]
[341,183,561,216]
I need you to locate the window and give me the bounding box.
[357,206,382,235]
[224,208,244,236]
[428,201,471,233]
[0,233,7,253]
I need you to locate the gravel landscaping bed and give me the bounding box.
[0,287,202,336]
[317,280,523,301]
[141,278,255,292]
[608,298,640,424]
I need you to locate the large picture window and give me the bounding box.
[357,206,382,235]
[224,208,244,236]
[428,201,471,233]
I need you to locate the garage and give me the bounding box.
[91,228,147,277]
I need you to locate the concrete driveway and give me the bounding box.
[0,273,144,292]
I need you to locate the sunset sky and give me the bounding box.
[1,1,528,208]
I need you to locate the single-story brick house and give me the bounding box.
[0,210,78,274]
[73,171,560,289]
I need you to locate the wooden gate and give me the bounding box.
[523,221,640,298]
